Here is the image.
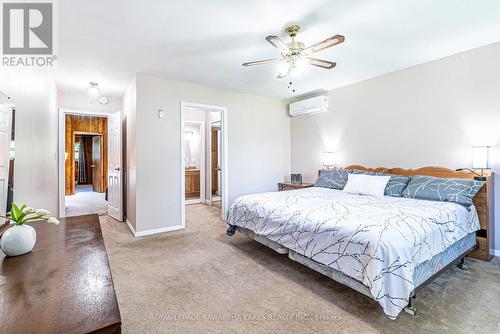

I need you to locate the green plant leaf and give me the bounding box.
[19,213,34,224]
[11,203,21,222]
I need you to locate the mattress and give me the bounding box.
[227,187,480,319]
[413,231,476,287]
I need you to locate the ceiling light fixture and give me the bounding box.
[87,82,100,99]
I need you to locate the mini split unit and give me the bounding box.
[288,95,328,117]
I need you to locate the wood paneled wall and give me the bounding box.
[65,115,108,195]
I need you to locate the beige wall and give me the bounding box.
[0,70,59,214]
[129,74,290,233]
[290,42,500,252]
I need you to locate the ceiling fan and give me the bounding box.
[242,25,345,78]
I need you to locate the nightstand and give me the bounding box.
[278,182,314,191]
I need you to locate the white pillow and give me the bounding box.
[343,173,391,197]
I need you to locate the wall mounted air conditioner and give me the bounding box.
[288,95,328,117]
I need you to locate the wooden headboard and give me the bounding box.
[318,165,494,261]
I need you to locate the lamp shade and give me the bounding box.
[322,152,336,167]
[472,146,489,169]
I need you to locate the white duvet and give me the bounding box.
[227,187,480,319]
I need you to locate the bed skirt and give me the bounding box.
[235,226,476,299]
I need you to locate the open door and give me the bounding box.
[92,136,102,192]
[107,111,123,221]
[211,127,219,196]
[0,103,12,216]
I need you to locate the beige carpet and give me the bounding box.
[99,205,500,334]
[66,185,107,217]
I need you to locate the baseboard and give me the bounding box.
[493,249,500,258]
[186,199,202,205]
[125,218,137,237]
[125,218,185,237]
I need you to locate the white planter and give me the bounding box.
[1,224,37,256]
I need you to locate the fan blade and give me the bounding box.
[304,34,345,54]
[307,57,336,69]
[242,58,282,66]
[265,36,291,52]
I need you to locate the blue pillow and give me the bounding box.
[315,169,350,190]
[402,175,484,208]
[351,169,409,197]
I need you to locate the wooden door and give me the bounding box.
[92,136,102,192]
[0,104,11,216]
[211,128,218,195]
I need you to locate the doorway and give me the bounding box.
[0,94,14,217]
[184,122,205,205]
[64,116,108,217]
[58,109,123,220]
[209,120,222,209]
[181,102,228,227]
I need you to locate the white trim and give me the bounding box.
[59,108,114,118]
[126,218,184,237]
[180,102,228,227]
[493,249,500,258]
[186,198,202,205]
[58,108,115,218]
[184,121,206,205]
[207,119,221,204]
[125,218,137,236]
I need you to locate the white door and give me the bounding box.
[107,111,123,221]
[0,104,12,216]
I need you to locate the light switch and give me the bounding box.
[158,108,165,119]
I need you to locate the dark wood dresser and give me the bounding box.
[0,214,121,334]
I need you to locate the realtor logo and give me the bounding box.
[2,2,53,54]
[1,1,56,66]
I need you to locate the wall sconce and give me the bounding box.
[322,152,336,169]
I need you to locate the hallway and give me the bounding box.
[65,185,107,217]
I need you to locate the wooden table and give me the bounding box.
[0,214,121,334]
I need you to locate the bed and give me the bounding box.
[226,166,493,319]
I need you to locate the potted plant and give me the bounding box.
[0,203,59,256]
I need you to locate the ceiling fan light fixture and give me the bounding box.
[243,24,345,81]
[290,57,308,77]
[276,61,290,78]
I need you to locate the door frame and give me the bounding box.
[73,132,103,190]
[207,120,221,205]
[180,102,228,225]
[0,101,13,216]
[183,121,206,205]
[58,108,113,218]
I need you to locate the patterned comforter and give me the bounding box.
[227,187,480,319]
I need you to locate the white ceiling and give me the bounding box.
[55,0,500,99]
